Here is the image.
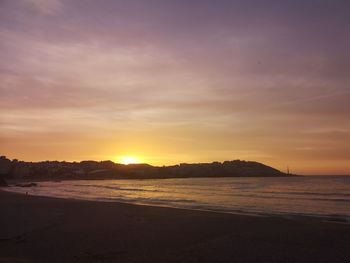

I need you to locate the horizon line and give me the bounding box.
[2,155,350,177]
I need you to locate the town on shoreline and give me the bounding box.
[0,156,289,183]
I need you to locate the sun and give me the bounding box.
[119,156,140,165]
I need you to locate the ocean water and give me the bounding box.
[6,176,350,221]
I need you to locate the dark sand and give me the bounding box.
[0,190,349,263]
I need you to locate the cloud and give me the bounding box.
[1,0,350,173]
[21,0,63,15]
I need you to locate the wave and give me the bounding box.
[48,183,350,203]
[259,190,350,197]
[205,191,350,203]
[73,184,350,202]
[73,184,162,193]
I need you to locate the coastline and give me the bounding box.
[1,189,350,263]
[4,176,350,224]
[3,185,350,224]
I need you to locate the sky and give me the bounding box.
[1,0,350,175]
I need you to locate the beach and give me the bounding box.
[0,190,349,263]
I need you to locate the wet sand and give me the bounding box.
[0,189,349,263]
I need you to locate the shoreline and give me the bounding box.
[4,187,350,225]
[1,189,350,263]
[3,181,350,224]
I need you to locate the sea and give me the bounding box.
[6,176,350,221]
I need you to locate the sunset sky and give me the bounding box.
[1,0,350,175]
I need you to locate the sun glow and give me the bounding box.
[119,156,140,165]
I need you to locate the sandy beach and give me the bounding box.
[0,189,349,263]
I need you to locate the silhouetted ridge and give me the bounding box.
[0,156,10,186]
[0,155,290,181]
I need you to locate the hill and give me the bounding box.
[0,156,290,181]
